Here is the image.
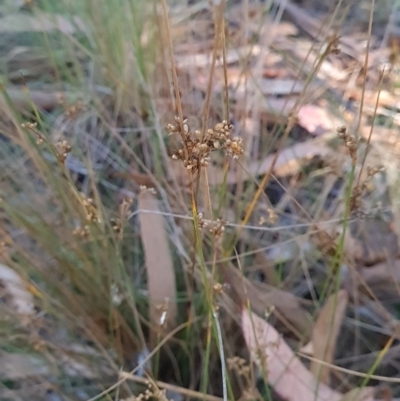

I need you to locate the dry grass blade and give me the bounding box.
[138,190,177,335]
[309,289,348,385]
[352,259,400,298]
[241,308,373,401]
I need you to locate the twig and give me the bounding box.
[120,372,224,401]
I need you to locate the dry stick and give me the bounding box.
[298,336,398,384]
[87,320,195,401]
[120,372,224,401]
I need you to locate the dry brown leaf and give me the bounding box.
[138,190,177,335]
[214,137,334,186]
[277,0,362,62]
[223,264,311,337]
[175,45,260,69]
[348,88,400,110]
[5,47,54,82]
[310,290,348,385]
[278,38,348,82]
[354,219,399,266]
[111,170,155,188]
[297,104,338,136]
[355,260,400,298]
[235,79,306,96]
[258,142,327,176]
[236,96,298,121]
[242,307,341,401]
[4,88,67,111]
[229,3,298,38]
[242,308,374,401]
[246,137,333,178]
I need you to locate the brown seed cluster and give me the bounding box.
[80,193,100,223]
[21,121,71,165]
[350,164,385,213]
[227,356,251,377]
[258,207,278,225]
[122,381,170,401]
[337,126,357,162]
[21,122,44,144]
[72,224,90,238]
[197,213,226,240]
[65,101,84,120]
[73,193,102,236]
[112,197,133,234]
[168,116,243,172]
[55,140,71,164]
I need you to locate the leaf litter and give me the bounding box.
[242,307,374,401]
[3,0,400,399]
[308,289,349,385]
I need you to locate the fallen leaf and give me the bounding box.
[5,46,54,82]
[297,104,337,136]
[215,137,334,186]
[300,341,314,355]
[242,307,341,401]
[241,96,298,121]
[310,290,348,385]
[4,88,65,111]
[241,308,374,401]
[111,170,155,188]
[247,137,333,177]
[352,218,399,266]
[276,0,362,62]
[138,190,177,336]
[235,79,306,96]
[175,45,260,69]
[353,260,400,299]
[348,88,400,111]
[1,88,75,112]
[222,264,312,338]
